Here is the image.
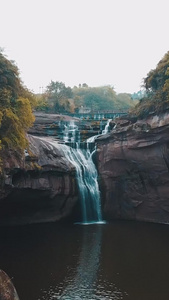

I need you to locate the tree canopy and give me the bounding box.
[70,85,135,112]
[0,51,35,156]
[130,51,169,118]
[44,81,73,113]
[36,82,135,113]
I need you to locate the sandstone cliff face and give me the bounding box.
[96,112,169,224]
[0,135,78,225]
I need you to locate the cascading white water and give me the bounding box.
[102,119,111,134]
[61,143,102,223]
[63,120,80,144]
[58,119,111,224]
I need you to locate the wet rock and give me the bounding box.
[28,112,111,141]
[0,270,19,300]
[28,112,80,136]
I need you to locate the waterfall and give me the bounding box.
[102,118,111,134]
[51,119,111,224]
[63,120,80,144]
[61,143,102,224]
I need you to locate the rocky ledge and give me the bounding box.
[0,135,78,226]
[28,112,110,141]
[96,112,169,224]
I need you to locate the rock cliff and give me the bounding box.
[2,111,169,226]
[0,135,78,225]
[96,112,169,224]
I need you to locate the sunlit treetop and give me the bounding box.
[0,50,35,154]
[0,50,21,100]
[130,51,169,118]
[144,51,169,98]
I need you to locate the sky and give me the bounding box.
[0,0,169,94]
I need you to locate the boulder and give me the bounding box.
[0,270,19,300]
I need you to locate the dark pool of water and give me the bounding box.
[0,220,169,300]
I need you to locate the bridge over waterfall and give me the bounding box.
[66,110,127,120]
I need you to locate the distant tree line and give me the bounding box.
[131,90,146,100]
[35,82,136,113]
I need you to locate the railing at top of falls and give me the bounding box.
[64,110,127,120]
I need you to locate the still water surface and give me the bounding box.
[0,221,169,300]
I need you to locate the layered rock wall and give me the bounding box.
[96,113,169,224]
[0,135,78,225]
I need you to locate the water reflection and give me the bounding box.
[41,225,126,300]
[2,221,169,299]
[59,226,102,299]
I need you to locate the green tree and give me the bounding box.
[72,85,134,112]
[0,52,23,103]
[45,81,73,112]
[0,51,35,153]
[82,83,88,88]
[116,93,135,110]
[130,51,169,118]
[35,94,48,111]
[145,52,169,95]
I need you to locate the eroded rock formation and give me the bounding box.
[96,112,169,224]
[0,135,78,225]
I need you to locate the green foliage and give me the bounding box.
[116,93,136,110]
[0,51,35,154]
[145,52,169,94]
[20,87,37,109]
[1,108,28,150]
[45,81,73,113]
[15,97,35,130]
[35,94,48,111]
[130,51,169,119]
[37,82,135,114]
[0,52,21,100]
[0,88,11,108]
[131,90,146,101]
[73,86,134,112]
